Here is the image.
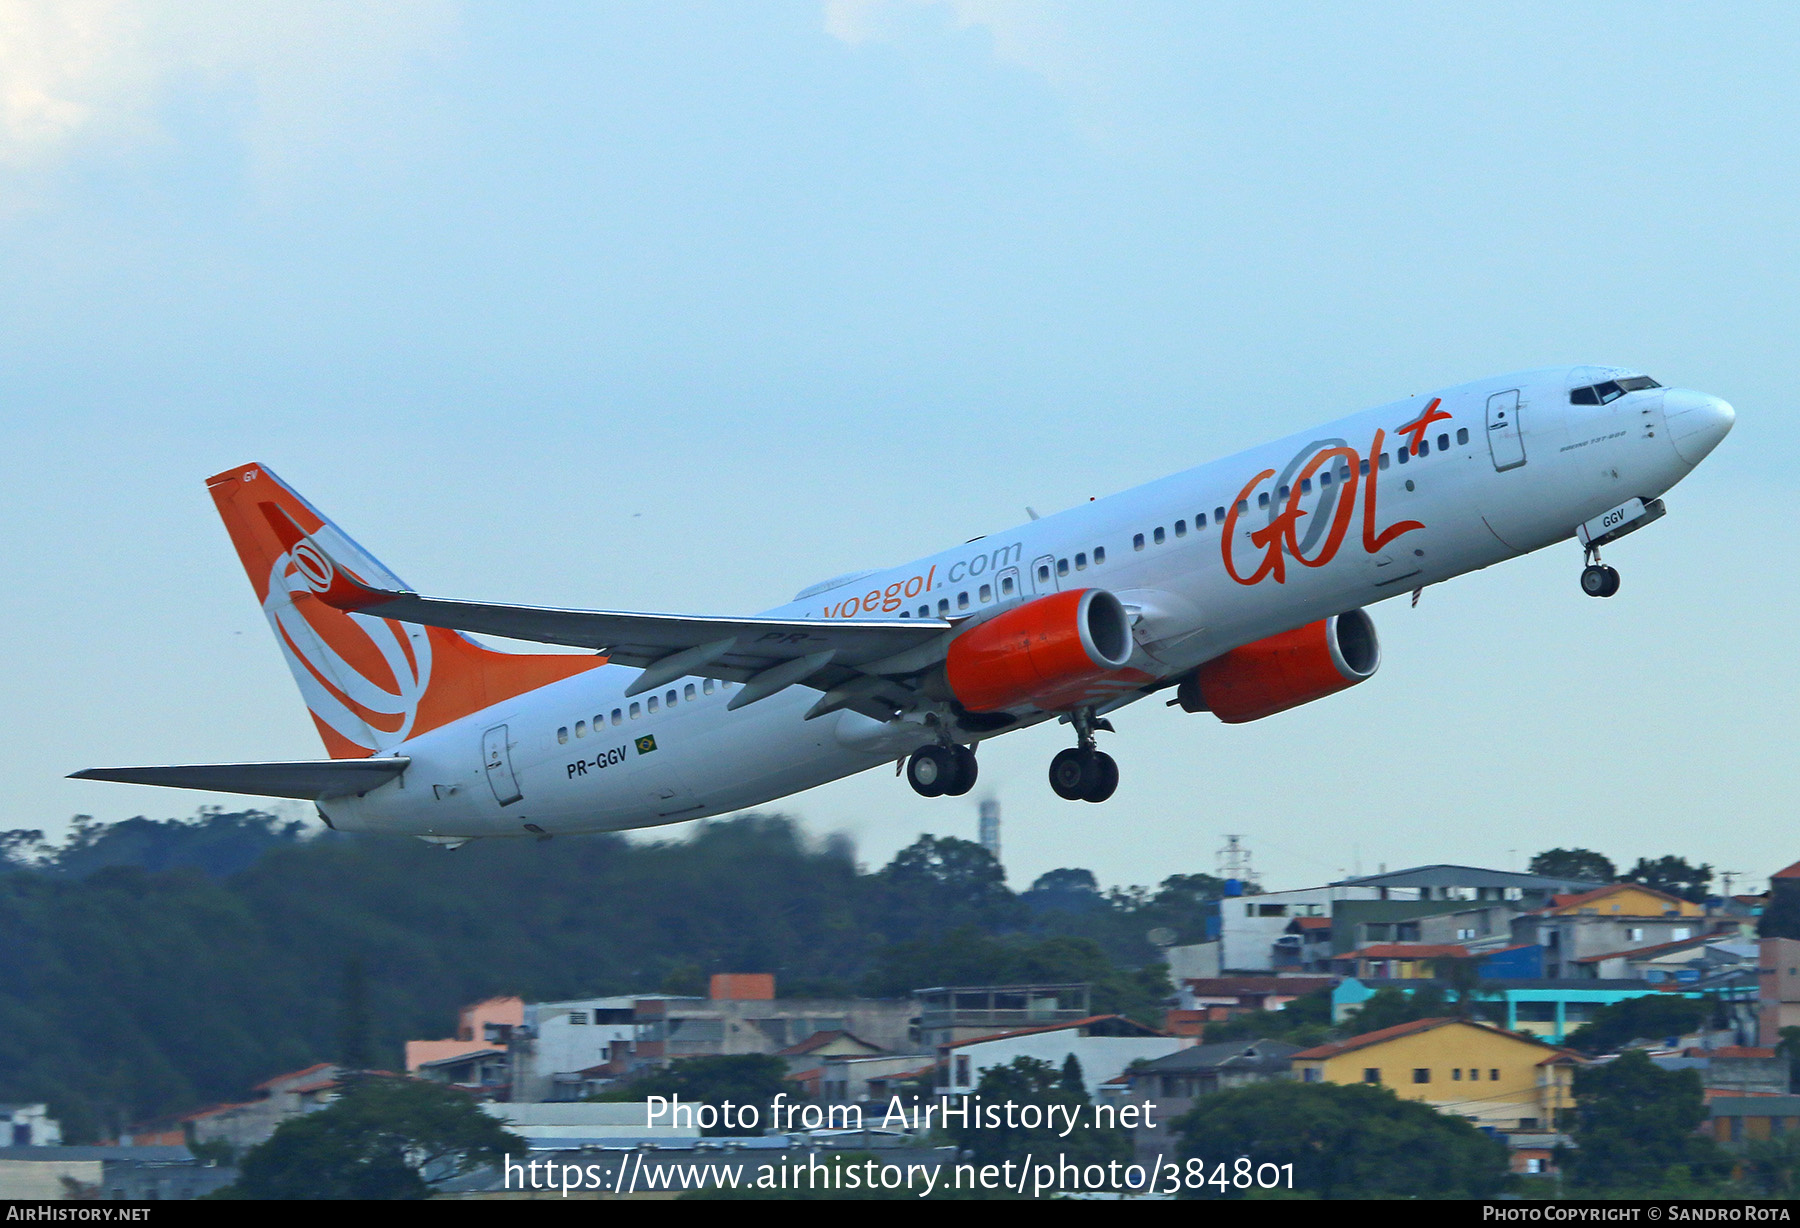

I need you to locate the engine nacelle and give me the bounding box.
[1177,609,1380,723]
[945,588,1135,713]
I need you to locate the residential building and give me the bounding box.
[1220,884,1383,972]
[1651,1047,1788,1100]
[1173,976,1335,1023]
[1331,865,1606,907]
[0,1146,236,1201]
[914,983,1091,1049]
[1759,936,1800,1047]
[1519,884,1715,978]
[0,1105,60,1147]
[1291,1017,1580,1132]
[174,1063,348,1152]
[937,1015,1183,1098]
[1332,977,1702,1044]
[508,994,672,1102]
[816,1054,938,1108]
[1108,1039,1298,1166]
[1709,1095,1800,1145]
[404,995,523,1076]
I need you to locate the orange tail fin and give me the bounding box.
[206,463,603,759]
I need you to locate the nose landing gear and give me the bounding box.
[906,743,978,798]
[1048,707,1118,803]
[1580,546,1621,598]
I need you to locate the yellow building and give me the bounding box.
[1291,1018,1580,1131]
[1545,883,1703,918]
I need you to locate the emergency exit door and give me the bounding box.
[482,724,522,806]
[1486,390,1526,472]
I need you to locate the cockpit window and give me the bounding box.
[1570,376,1660,405]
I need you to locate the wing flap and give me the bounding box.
[71,758,410,800]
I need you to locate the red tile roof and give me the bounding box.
[1342,944,1470,960]
[1772,862,1800,880]
[253,1062,334,1093]
[1295,917,1332,931]
[776,1029,884,1057]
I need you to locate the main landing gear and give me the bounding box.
[906,743,978,798]
[1580,546,1621,598]
[1049,708,1118,804]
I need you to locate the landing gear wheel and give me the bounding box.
[906,745,953,797]
[942,745,978,797]
[1049,748,1090,801]
[1581,564,1621,598]
[1081,751,1119,803]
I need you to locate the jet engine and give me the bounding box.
[945,588,1135,712]
[1176,609,1380,723]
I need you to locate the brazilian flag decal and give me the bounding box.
[635,735,658,755]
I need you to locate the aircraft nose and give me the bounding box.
[1663,389,1735,466]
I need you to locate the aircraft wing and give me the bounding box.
[262,505,955,720]
[70,758,411,800]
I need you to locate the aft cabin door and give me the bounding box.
[482,724,522,806]
[1031,554,1059,595]
[1486,390,1526,472]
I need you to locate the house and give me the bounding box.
[1572,934,1755,983]
[1219,884,1383,972]
[1332,976,1704,1044]
[913,983,1092,1049]
[508,994,671,1102]
[0,1105,60,1148]
[1650,1047,1788,1100]
[1291,1017,1580,1132]
[1517,885,1717,977]
[1174,976,1336,1021]
[938,1015,1184,1098]
[1329,943,1471,980]
[404,995,523,1077]
[1709,1095,1800,1146]
[1107,1039,1299,1166]
[124,1064,352,1153]
[1759,936,1800,1047]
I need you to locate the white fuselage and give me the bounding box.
[320,365,1731,839]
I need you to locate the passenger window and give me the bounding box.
[1278,484,1290,499]
[1037,565,1051,582]
[957,591,969,610]
[1056,558,1069,576]
[919,604,930,617]
[1074,552,1086,570]
[647,696,659,713]
[1174,520,1186,537]
[575,720,587,738]
[1437,432,1449,452]
[593,715,604,729]
[1396,448,1410,464]
[938,598,950,615]
[702,680,714,695]
[1320,470,1332,486]
[1153,526,1166,544]
[1257,493,1269,509]
[1300,478,1312,494]
[1457,427,1469,445]
[1215,506,1226,523]
[1378,454,1390,470]
[557,726,569,744]
[666,689,678,706]
[1198,513,1208,528]
[630,702,641,719]
[1092,548,1104,565]
[1133,533,1145,551]
[979,583,993,601]
[685,684,696,700]
[899,610,909,618]
[612,708,623,724]
[1236,498,1249,513]
[1002,576,1016,594]
[1418,439,1430,457]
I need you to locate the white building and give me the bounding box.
[0,1105,60,1148]
[512,996,661,1102]
[938,1016,1185,1098]
[1219,885,1383,972]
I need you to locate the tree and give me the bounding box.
[1432,956,1490,1019]
[1759,881,1800,940]
[1776,1026,1800,1093]
[337,955,373,1072]
[1566,1049,1729,1193]
[876,835,1020,936]
[1346,985,1450,1034]
[1741,1129,1800,1198]
[221,1078,521,1199]
[594,1055,795,1135]
[1201,988,1332,1047]
[1621,855,1714,904]
[1173,1080,1510,1199]
[1528,848,1616,883]
[951,1056,1129,1172]
[1561,995,1711,1055]
[1023,869,1104,914]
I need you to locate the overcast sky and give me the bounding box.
[2,2,1794,896]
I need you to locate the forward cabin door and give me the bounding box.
[482,724,523,806]
[1486,390,1526,472]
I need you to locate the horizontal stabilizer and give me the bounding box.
[70,757,411,800]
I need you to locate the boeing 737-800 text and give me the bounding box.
[75,366,1734,846]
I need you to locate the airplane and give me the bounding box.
[74,366,1734,846]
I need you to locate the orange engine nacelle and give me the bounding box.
[945,588,1135,713]
[1177,610,1380,724]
